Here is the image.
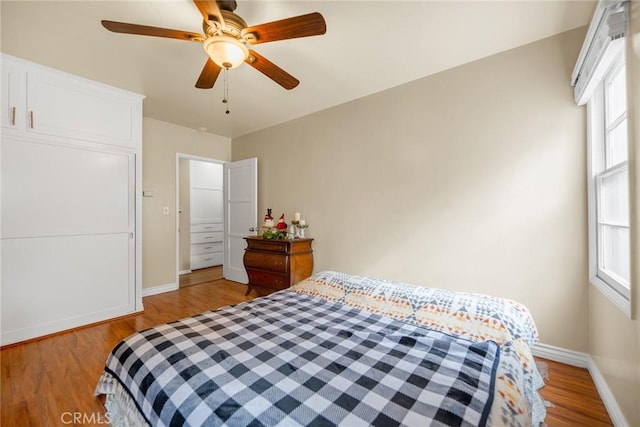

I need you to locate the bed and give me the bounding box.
[95,271,545,427]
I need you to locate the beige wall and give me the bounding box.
[142,118,231,288]
[589,288,639,425]
[233,29,589,351]
[588,3,640,425]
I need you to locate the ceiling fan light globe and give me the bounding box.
[203,36,249,69]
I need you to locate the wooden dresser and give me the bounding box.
[243,237,314,294]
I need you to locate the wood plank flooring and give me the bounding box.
[537,358,612,426]
[1,278,612,426]
[179,266,223,287]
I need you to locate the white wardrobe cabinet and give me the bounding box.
[0,53,144,346]
[190,161,224,270]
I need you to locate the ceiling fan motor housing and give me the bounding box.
[216,0,237,13]
[204,10,247,39]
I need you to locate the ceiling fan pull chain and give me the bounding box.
[222,68,230,115]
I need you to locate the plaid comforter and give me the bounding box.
[96,290,500,427]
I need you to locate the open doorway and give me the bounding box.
[175,154,226,288]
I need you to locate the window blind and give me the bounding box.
[572,1,628,105]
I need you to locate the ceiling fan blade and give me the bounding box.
[193,0,226,28]
[246,50,299,90]
[241,12,326,44]
[101,20,204,42]
[195,58,222,89]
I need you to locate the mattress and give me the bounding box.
[95,270,544,426]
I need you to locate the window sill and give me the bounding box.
[590,275,632,318]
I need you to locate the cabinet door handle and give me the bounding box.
[204,246,212,249]
[204,258,213,261]
[11,107,16,125]
[204,226,213,229]
[29,111,34,128]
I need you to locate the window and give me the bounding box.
[574,0,632,317]
[587,52,631,315]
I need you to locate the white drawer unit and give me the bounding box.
[190,226,223,269]
[190,223,223,269]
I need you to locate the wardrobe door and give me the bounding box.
[1,138,135,345]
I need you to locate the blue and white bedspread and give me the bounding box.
[96,290,500,427]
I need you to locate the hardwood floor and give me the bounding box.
[537,358,613,426]
[1,278,612,426]
[179,265,223,287]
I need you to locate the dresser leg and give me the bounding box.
[244,284,252,296]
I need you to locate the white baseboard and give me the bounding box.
[179,270,192,275]
[532,342,629,427]
[142,282,179,297]
[531,342,589,367]
[587,357,630,427]
[0,305,143,346]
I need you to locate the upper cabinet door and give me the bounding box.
[26,69,141,147]
[1,53,143,148]
[1,59,26,131]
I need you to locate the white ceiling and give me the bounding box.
[1,1,594,138]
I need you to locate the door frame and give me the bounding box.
[175,153,226,288]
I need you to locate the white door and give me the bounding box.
[1,138,136,345]
[223,158,257,283]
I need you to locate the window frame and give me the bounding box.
[587,48,632,317]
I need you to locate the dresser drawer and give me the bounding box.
[191,252,223,270]
[191,231,223,244]
[243,251,288,273]
[246,269,289,290]
[191,223,223,233]
[245,238,291,253]
[191,242,223,255]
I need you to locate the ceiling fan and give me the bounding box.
[101,0,326,90]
